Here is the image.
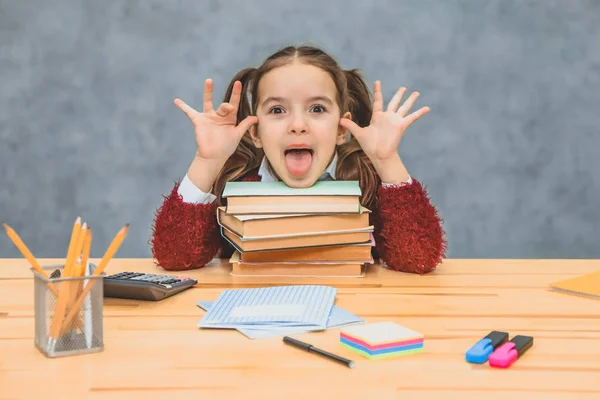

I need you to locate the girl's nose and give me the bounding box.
[290,127,307,134]
[289,115,308,134]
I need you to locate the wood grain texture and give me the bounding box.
[1,258,600,399]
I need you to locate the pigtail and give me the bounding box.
[211,67,263,205]
[336,69,381,211]
[344,68,372,127]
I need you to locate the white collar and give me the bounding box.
[257,152,338,182]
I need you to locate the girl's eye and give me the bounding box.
[310,105,326,113]
[269,106,285,114]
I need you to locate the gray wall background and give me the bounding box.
[1,0,599,261]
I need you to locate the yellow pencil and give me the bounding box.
[72,222,88,275]
[93,224,128,276]
[48,217,84,341]
[2,222,59,296]
[61,223,88,334]
[63,227,92,335]
[63,217,82,277]
[61,224,129,332]
[80,228,92,277]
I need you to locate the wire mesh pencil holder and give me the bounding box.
[32,264,105,358]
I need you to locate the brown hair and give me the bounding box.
[211,45,381,210]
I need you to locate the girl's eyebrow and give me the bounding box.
[307,96,333,105]
[261,96,334,107]
[261,96,287,107]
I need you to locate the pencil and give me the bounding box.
[48,217,83,340]
[2,222,59,297]
[61,224,129,332]
[63,217,82,277]
[79,228,92,277]
[62,223,88,334]
[80,228,93,344]
[63,227,92,335]
[93,224,129,276]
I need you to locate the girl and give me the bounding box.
[151,45,446,274]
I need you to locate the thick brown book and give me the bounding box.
[221,226,373,252]
[229,252,366,277]
[217,206,371,238]
[239,236,375,262]
[221,225,373,252]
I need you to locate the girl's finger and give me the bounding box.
[203,79,214,113]
[173,98,197,120]
[229,81,242,111]
[397,91,420,117]
[235,116,259,138]
[339,117,363,141]
[215,103,235,117]
[404,106,430,126]
[387,87,407,112]
[373,80,384,113]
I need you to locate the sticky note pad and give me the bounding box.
[340,322,424,360]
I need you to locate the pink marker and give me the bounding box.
[488,335,533,368]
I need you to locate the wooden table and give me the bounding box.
[1,258,600,399]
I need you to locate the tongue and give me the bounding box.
[285,150,313,177]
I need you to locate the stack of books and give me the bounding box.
[217,180,374,277]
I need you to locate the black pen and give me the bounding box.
[283,336,355,368]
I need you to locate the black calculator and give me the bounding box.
[103,272,197,301]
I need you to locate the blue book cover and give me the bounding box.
[222,180,362,198]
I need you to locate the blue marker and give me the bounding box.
[466,331,509,363]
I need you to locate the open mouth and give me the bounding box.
[284,148,314,156]
[284,146,314,177]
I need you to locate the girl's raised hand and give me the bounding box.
[339,81,430,164]
[174,79,258,163]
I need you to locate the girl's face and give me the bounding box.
[249,62,350,188]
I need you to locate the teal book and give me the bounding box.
[222,180,363,215]
[222,180,362,197]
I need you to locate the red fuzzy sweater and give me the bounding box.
[151,171,447,274]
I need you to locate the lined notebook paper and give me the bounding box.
[196,302,364,339]
[197,285,337,330]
